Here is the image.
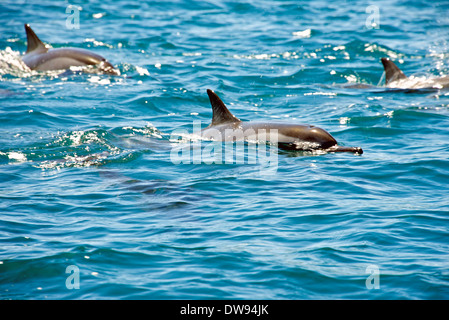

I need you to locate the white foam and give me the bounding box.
[292,29,311,38]
[7,152,27,162]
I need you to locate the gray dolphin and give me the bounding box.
[381,57,449,89]
[21,24,119,75]
[200,89,363,154]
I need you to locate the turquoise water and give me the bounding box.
[1,0,449,300]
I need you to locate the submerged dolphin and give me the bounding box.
[21,24,119,75]
[200,89,363,154]
[381,57,449,90]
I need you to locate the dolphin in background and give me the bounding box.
[21,24,119,75]
[381,57,449,90]
[200,89,363,154]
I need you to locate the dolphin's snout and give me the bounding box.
[328,145,363,154]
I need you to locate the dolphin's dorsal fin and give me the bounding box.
[207,89,241,125]
[381,58,407,85]
[25,24,48,54]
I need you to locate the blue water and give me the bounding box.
[1,0,449,300]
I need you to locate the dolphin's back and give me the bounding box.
[202,121,337,149]
[23,48,110,71]
[22,24,118,75]
[201,89,362,154]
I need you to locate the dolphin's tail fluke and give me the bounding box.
[381,58,407,85]
[327,145,363,154]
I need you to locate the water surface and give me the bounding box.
[1,0,449,299]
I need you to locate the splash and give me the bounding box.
[387,75,448,89]
[0,47,36,79]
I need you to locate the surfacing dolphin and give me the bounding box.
[381,57,449,90]
[21,24,119,75]
[200,89,363,154]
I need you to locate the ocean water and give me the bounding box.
[1,0,449,300]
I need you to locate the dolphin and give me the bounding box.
[200,89,363,154]
[381,57,449,90]
[21,24,119,75]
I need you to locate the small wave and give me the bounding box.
[0,124,169,169]
[292,29,312,39]
[0,151,28,163]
